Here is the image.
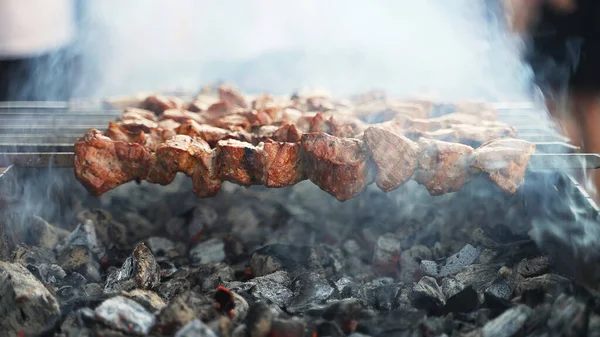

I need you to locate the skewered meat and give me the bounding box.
[413,138,474,196]
[219,85,248,108]
[216,139,266,186]
[215,114,252,132]
[160,109,206,124]
[176,120,238,147]
[301,132,374,201]
[74,130,154,196]
[405,124,517,147]
[263,139,304,188]
[118,118,158,133]
[120,108,157,121]
[272,123,303,143]
[363,127,418,192]
[140,95,183,114]
[157,119,181,131]
[471,138,536,195]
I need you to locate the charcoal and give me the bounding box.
[393,284,414,311]
[453,264,502,292]
[57,245,101,282]
[63,271,87,286]
[245,302,274,337]
[82,283,103,297]
[420,244,481,278]
[188,262,235,292]
[309,298,363,334]
[145,236,178,257]
[122,289,167,312]
[104,242,160,293]
[441,277,465,299]
[515,256,550,277]
[122,212,160,242]
[94,295,156,335]
[250,244,315,277]
[227,205,262,244]
[366,282,402,311]
[589,314,600,337]
[444,285,479,313]
[287,272,338,313]
[175,319,219,337]
[155,294,198,334]
[166,217,188,242]
[314,320,346,337]
[13,245,56,266]
[419,316,457,337]
[158,278,190,300]
[411,276,445,313]
[77,208,128,249]
[480,304,532,337]
[515,274,571,297]
[546,294,587,337]
[398,244,432,282]
[189,238,226,265]
[269,317,305,337]
[24,215,69,250]
[206,315,234,337]
[0,261,61,334]
[157,257,178,278]
[27,263,66,286]
[57,220,103,257]
[485,278,514,302]
[315,245,345,278]
[247,271,294,308]
[335,277,366,301]
[373,233,401,275]
[215,285,249,321]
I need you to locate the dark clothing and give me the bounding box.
[525,0,600,94]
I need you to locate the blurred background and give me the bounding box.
[0,0,534,102]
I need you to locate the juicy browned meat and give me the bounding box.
[157,119,181,131]
[176,120,233,147]
[120,108,157,121]
[301,132,374,201]
[308,112,329,133]
[216,139,266,185]
[74,130,154,196]
[262,139,304,188]
[414,138,474,196]
[140,95,183,114]
[363,127,419,192]
[450,124,517,145]
[255,125,279,143]
[219,85,248,108]
[471,138,536,195]
[118,118,158,133]
[215,114,251,131]
[243,110,273,127]
[252,93,273,110]
[273,123,303,143]
[160,109,206,124]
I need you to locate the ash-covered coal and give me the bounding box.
[0,165,599,337]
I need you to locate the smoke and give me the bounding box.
[82,0,532,100]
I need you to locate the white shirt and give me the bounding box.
[0,0,76,59]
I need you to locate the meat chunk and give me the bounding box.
[262,139,304,187]
[363,127,419,192]
[160,109,206,124]
[273,123,303,143]
[308,112,329,133]
[450,124,517,146]
[216,139,266,185]
[118,118,158,133]
[214,114,251,131]
[301,132,374,201]
[120,108,157,121]
[176,120,232,147]
[140,95,183,114]
[74,130,154,196]
[105,122,147,144]
[157,119,181,131]
[219,85,248,108]
[255,125,279,142]
[414,138,474,196]
[243,109,273,127]
[471,138,536,195]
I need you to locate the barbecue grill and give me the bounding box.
[2,97,600,336]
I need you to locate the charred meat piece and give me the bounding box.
[243,109,273,127]
[140,95,183,114]
[363,127,419,192]
[301,132,374,201]
[273,123,303,143]
[176,120,233,147]
[215,114,252,132]
[219,85,248,108]
[471,138,536,195]
[74,130,154,196]
[120,108,157,121]
[216,139,266,185]
[118,118,158,133]
[160,109,206,124]
[255,125,280,143]
[262,139,304,188]
[308,112,330,133]
[414,138,474,196]
[105,122,148,145]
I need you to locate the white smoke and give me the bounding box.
[84,0,532,100]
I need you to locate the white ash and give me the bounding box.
[56,220,104,257]
[420,244,482,277]
[95,295,156,335]
[189,238,226,265]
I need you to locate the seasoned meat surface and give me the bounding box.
[263,140,304,188]
[74,130,154,196]
[140,95,183,114]
[414,138,474,196]
[471,138,536,195]
[363,127,419,192]
[301,132,374,201]
[216,139,266,185]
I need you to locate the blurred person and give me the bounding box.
[0,0,95,101]
[503,0,600,200]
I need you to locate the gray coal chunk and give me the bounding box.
[145,236,177,257]
[248,271,294,308]
[57,245,101,282]
[270,318,305,337]
[441,277,465,299]
[245,302,274,337]
[250,244,316,277]
[453,264,502,292]
[411,276,446,312]
[287,272,338,313]
[485,278,514,301]
[13,245,56,266]
[122,212,160,242]
[155,295,197,335]
[589,314,600,337]
[175,319,218,337]
[373,233,402,272]
[122,289,167,312]
[191,262,235,292]
[515,274,571,296]
[25,215,69,250]
[29,263,66,286]
[95,296,156,335]
[189,238,226,265]
[0,261,61,334]
[547,294,587,335]
[82,283,103,297]
[57,220,103,257]
[105,243,160,293]
[398,244,432,282]
[420,244,481,278]
[481,304,532,337]
[515,256,550,277]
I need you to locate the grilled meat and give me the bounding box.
[140,95,184,114]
